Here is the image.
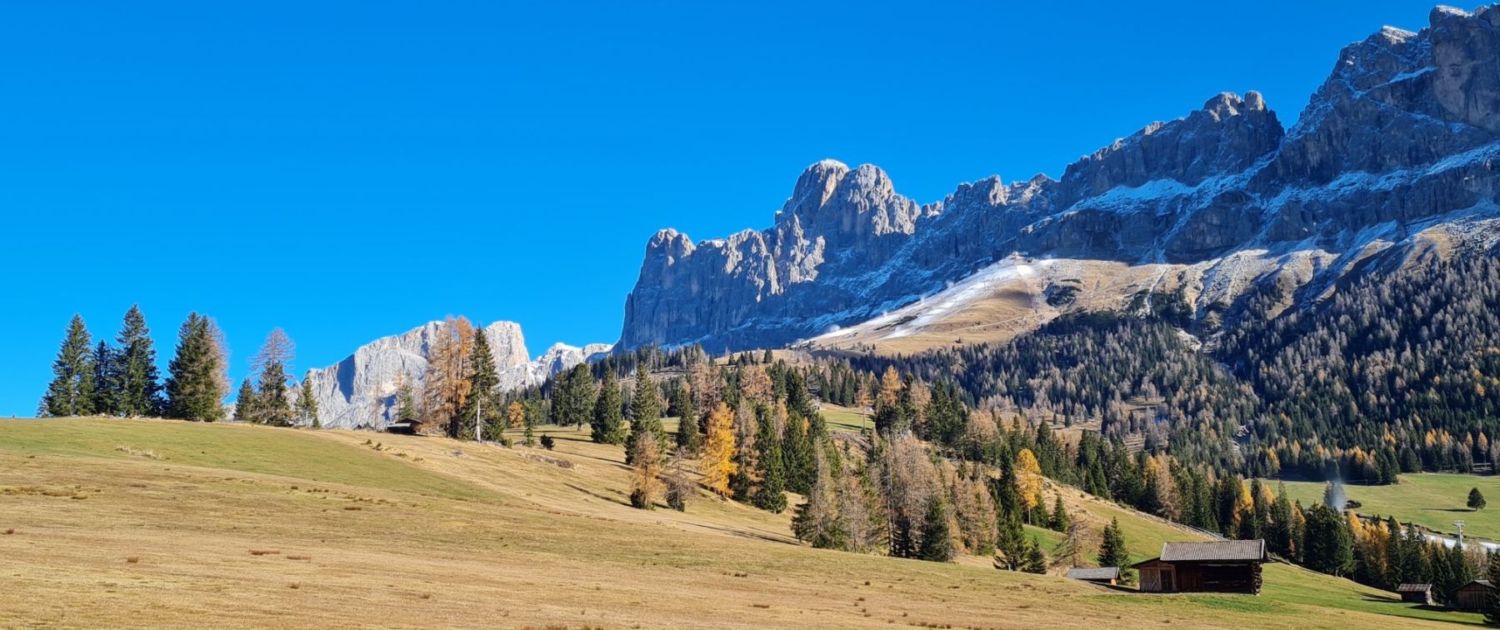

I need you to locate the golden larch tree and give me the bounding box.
[701,402,738,497]
[1015,448,1044,512]
[422,316,475,437]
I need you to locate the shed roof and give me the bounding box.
[1158,540,1266,562]
[1461,580,1495,590]
[1066,567,1121,581]
[1397,584,1433,593]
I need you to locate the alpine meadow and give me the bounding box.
[15,2,1500,629]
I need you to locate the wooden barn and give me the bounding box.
[1066,567,1120,586]
[386,419,425,435]
[1397,583,1434,605]
[1132,540,1267,595]
[1455,579,1493,611]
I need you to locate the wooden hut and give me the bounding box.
[1396,583,1434,605]
[1455,580,1494,611]
[1066,567,1120,586]
[1132,540,1267,595]
[386,419,425,435]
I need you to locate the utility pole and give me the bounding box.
[1456,520,1467,548]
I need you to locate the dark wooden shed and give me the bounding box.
[1456,580,1493,611]
[386,419,425,435]
[1066,567,1121,586]
[1397,583,1434,605]
[1132,540,1266,595]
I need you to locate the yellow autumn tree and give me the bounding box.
[879,366,902,407]
[1015,448,1043,512]
[422,316,475,437]
[506,400,527,428]
[701,402,738,497]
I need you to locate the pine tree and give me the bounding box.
[90,340,119,416]
[164,313,227,422]
[626,370,665,464]
[1021,539,1048,574]
[459,325,500,441]
[40,314,96,417]
[782,412,814,494]
[1099,517,1131,569]
[752,409,788,514]
[672,384,701,453]
[1470,487,1487,511]
[396,375,419,422]
[1303,503,1354,577]
[591,370,626,445]
[252,329,295,427]
[917,496,955,562]
[1049,495,1070,533]
[233,378,259,423]
[553,364,593,428]
[114,305,163,417]
[297,377,320,428]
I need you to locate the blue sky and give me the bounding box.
[0,1,1442,415]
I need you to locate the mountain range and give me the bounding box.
[619,5,1500,355]
[300,320,608,429]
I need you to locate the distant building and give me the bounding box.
[1396,583,1434,606]
[1066,567,1120,586]
[1455,580,1493,611]
[1132,540,1267,595]
[386,419,425,435]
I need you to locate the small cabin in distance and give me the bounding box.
[1455,580,1494,612]
[1397,583,1434,606]
[1066,567,1121,586]
[1133,540,1266,595]
[386,418,425,435]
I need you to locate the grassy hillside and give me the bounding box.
[0,418,1481,629]
[1276,474,1500,541]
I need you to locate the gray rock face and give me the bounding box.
[620,5,1500,352]
[300,320,607,430]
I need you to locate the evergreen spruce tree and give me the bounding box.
[625,370,665,463]
[90,340,119,416]
[782,412,815,495]
[232,378,259,423]
[40,314,96,417]
[591,370,626,445]
[459,327,500,440]
[1470,487,1487,511]
[751,410,788,514]
[671,385,700,452]
[1303,504,1354,577]
[396,377,419,422]
[297,377,320,428]
[252,329,294,427]
[1049,495,1070,533]
[917,495,955,562]
[165,313,227,422]
[993,458,1028,570]
[1099,517,1132,580]
[114,305,163,417]
[1021,539,1048,574]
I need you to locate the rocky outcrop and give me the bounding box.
[620,4,1500,352]
[300,320,608,430]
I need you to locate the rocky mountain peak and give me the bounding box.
[619,4,1500,353]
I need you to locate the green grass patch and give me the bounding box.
[1273,473,1500,540]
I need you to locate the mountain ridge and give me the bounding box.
[620,4,1500,354]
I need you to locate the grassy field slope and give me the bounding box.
[0,418,1479,629]
[1276,474,1500,541]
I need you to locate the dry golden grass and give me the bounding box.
[0,418,1471,629]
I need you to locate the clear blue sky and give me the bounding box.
[0,1,1442,415]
